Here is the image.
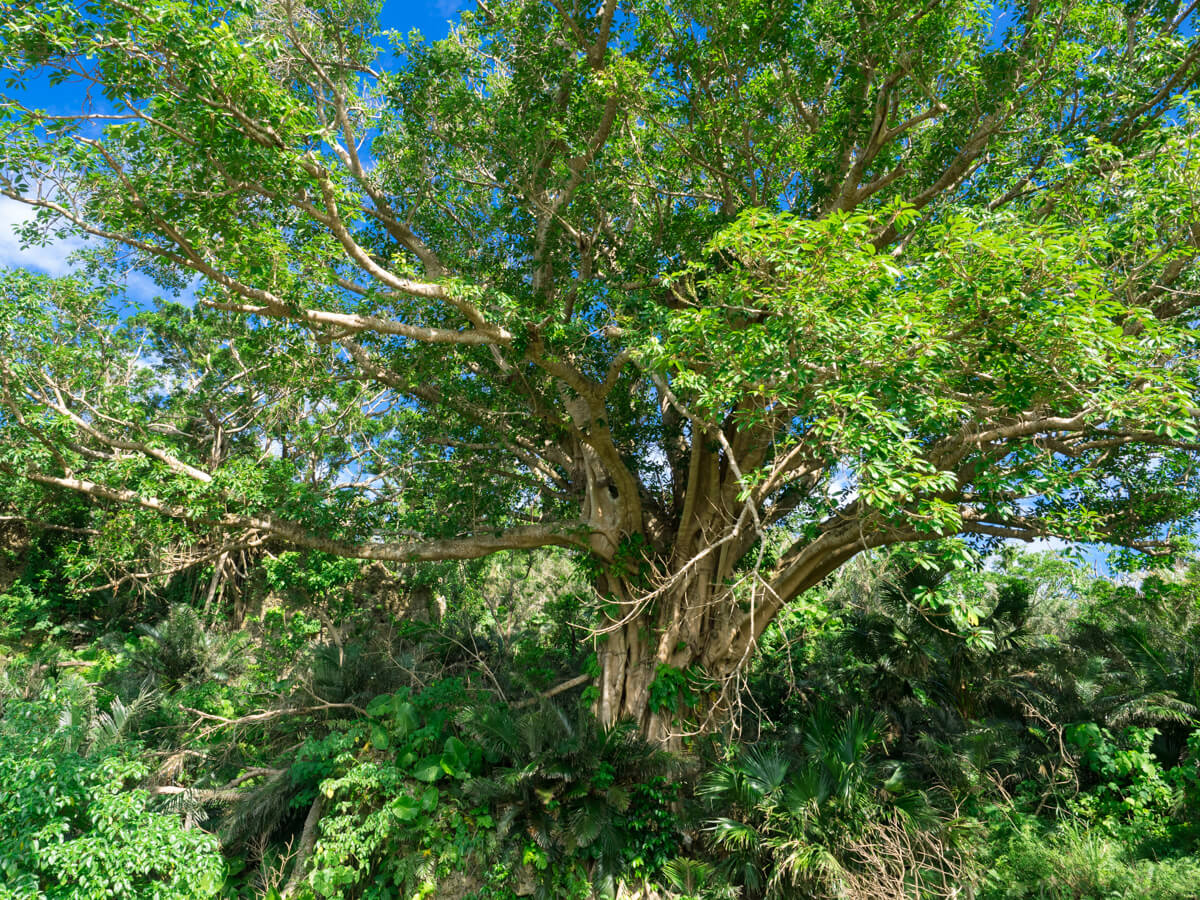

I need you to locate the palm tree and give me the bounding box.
[132,603,246,687]
[1064,571,1200,763]
[698,710,935,899]
[463,701,675,898]
[798,555,1069,794]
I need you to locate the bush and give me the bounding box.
[982,818,1200,900]
[0,584,55,645]
[695,710,964,900]
[0,677,225,899]
[132,603,247,687]
[296,679,490,899]
[463,702,678,898]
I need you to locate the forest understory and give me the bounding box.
[4,531,1200,900]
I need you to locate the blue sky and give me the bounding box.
[382,0,466,39]
[0,1,466,281]
[0,0,1153,576]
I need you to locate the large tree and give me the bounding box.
[2,0,1200,739]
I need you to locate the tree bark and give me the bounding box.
[597,617,662,739]
[281,793,326,899]
[593,540,846,745]
[594,566,749,745]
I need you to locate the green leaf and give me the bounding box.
[370,724,390,751]
[412,756,443,782]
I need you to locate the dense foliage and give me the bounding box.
[0,672,225,898]
[3,0,1200,896]
[5,526,1200,898]
[2,0,1200,738]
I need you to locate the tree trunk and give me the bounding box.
[597,616,664,740]
[281,793,325,898]
[592,540,848,745]
[594,571,745,746]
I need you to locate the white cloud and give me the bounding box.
[0,196,89,276]
[0,196,198,307]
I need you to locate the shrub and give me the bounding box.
[982,818,1200,900]
[132,603,247,687]
[463,702,678,898]
[696,710,962,899]
[0,677,224,899]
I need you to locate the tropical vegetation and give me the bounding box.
[2,0,1200,895]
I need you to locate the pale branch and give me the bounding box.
[959,515,1171,555]
[316,78,448,278]
[1109,40,1200,143]
[181,703,366,729]
[335,336,575,474]
[0,187,501,348]
[282,794,325,899]
[82,534,272,595]
[30,387,214,484]
[0,515,97,536]
[8,468,590,562]
[151,767,285,803]
[200,298,503,346]
[512,673,593,709]
[301,170,476,314]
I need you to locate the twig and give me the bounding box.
[181,701,366,732]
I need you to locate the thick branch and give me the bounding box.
[8,469,588,562]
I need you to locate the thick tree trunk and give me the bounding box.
[597,618,662,738]
[594,571,745,746]
[596,612,746,746]
[587,415,878,743]
[593,539,855,744]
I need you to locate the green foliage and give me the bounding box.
[1070,570,1200,730]
[133,603,247,687]
[0,676,224,899]
[0,584,55,644]
[648,663,699,714]
[741,551,1200,896]
[9,498,1200,899]
[750,550,1069,793]
[621,777,682,882]
[660,857,738,900]
[300,678,489,899]
[697,710,948,899]
[1064,723,1200,850]
[982,817,1200,900]
[263,552,365,621]
[463,702,677,898]
[250,607,323,687]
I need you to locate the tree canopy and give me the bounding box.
[2,0,1200,737]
